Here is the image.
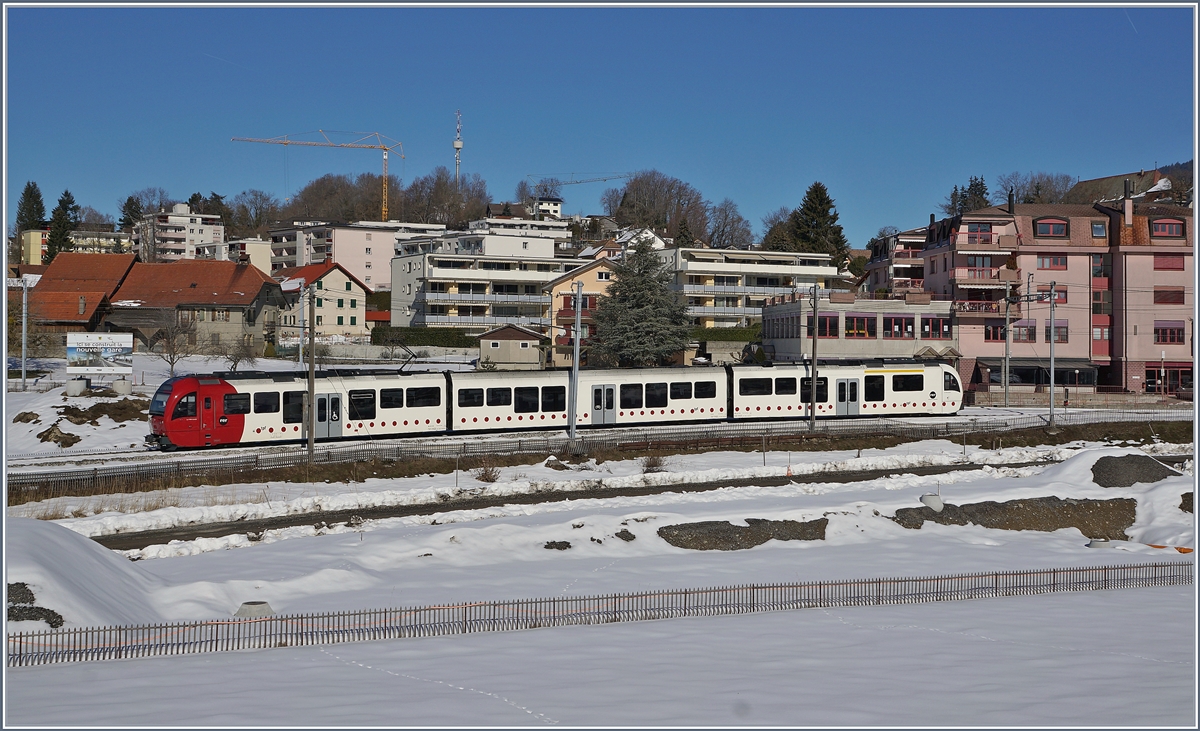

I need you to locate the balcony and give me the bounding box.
[688,306,760,316]
[890,278,924,291]
[950,267,1020,288]
[952,233,1017,252]
[555,308,594,320]
[421,314,550,328]
[951,300,1020,317]
[423,292,549,305]
[682,284,796,297]
[892,249,923,259]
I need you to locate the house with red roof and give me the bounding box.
[105,259,286,355]
[18,253,138,336]
[274,261,372,340]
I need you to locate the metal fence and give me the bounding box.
[8,561,1191,667]
[6,408,1193,499]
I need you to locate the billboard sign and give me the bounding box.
[66,333,134,374]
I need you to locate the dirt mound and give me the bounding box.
[615,529,636,542]
[7,581,64,629]
[58,397,149,426]
[1182,493,1193,514]
[892,497,1136,540]
[544,541,571,550]
[1091,455,1180,487]
[657,517,828,551]
[12,411,39,424]
[36,423,81,448]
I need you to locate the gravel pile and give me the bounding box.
[657,517,828,551]
[892,497,1137,541]
[7,582,64,629]
[1091,455,1180,487]
[1181,493,1193,514]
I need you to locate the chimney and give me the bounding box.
[1008,188,1015,214]
[1123,179,1133,227]
[929,213,935,226]
[78,296,86,315]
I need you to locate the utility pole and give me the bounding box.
[297,285,305,365]
[809,283,818,432]
[307,283,316,463]
[568,280,583,441]
[1048,280,1057,429]
[21,275,28,391]
[1003,280,1013,408]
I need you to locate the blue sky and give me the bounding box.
[4,5,1195,248]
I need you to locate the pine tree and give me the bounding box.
[44,190,80,264]
[591,237,692,367]
[118,195,144,232]
[790,182,849,261]
[14,181,46,262]
[674,217,696,248]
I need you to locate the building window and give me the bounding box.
[920,316,951,340]
[1091,222,1106,238]
[316,316,323,325]
[520,342,530,349]
[805,314,839,338]
[350,316,356,326]
[365,262,372,269]
[1154,321,1185,344]
[1034,218,1068,237]
[984,321,1006,342]
[1093,327,1110,341]
[316,298,323,308]
[337,316,344,326]
[1153,287,1185,305]
[966,222,992,246]
[211,334,220,346]
[1150,219,1185,238]
[882,315,914,339]
[597,271,611,281]
[1092,290,1112,315]
[845,315,876,339]
[345,282,352,291]
[1044,322,1068,343]
[1092,253,1112,277]
[365,247,372,254]
[337,298,345,308]
[490,342,499,349]
[316,281,323,289]
[1154,254,1185,270]
[1037,254,1067,270]
[350,299,357,308]
[365,233,372,241]
[1012,323,1037,342]
[1037,286,1066,304]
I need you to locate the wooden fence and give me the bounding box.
[8,560,1192,667]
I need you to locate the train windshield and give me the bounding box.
[148,378,181,416]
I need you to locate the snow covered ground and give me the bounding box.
[5,355,1196,725]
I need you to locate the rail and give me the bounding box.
[8,561,1191,667]
[6,408,1192,498]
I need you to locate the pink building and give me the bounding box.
[922,195,1192,394]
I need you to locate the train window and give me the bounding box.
[171,393,197,419]
[254,392,280,413]
[645,383,668,408]
[620,384,643,409]
[348,390,376,420]
[406,387,441,408]
[487,388,512,407]
[380,388,404,409]
[864,376,885,402]
[458,389,485,408]
[148,379,177,416]
[695,381,717,399]
[593,389,604,410]
[837,382,846,403]
[224,393,251,415]
[800,378,828,403]
[944,372,961,392]
[542,386,566,412]
[283,391,305,423]
[514,387,539,413]
[203,397,212,410]
[775,377,797,395]
[317,398,327,423]
[739,378,772,396]
[892,374,924,392]
[670,382,692,400]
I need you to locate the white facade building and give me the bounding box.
[269,221,446,291]
[133,203,224,262]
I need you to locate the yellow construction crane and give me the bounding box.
[232,131,404,220]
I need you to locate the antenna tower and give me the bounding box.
[453,110,463,187]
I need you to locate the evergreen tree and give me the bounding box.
[940,176,991,216]
[674,217,696,248]
[44,190,80,264]
[16,181,46,235]
[591,237,692,367]
[789,182,849,261]
[118,195,144,232]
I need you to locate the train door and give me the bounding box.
[592,384,616,424]
[835,378,860,416]
[314,393,342,439]
[200,394,215,443]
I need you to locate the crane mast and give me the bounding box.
[232,131,404,220]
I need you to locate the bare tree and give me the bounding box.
[149,313,201,377]
[209,338,259,372]
[131,187,176,214]
[609,170,709,241]
[707,198,754,249]
[77,206,115,232]
[232,189,281,236]
[600,187,623,217]
[514,180,533,208]
[992,171,1075,204]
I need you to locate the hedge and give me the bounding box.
[691,326,761,342]
[371,326,478,349]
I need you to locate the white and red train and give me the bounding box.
[146,362,964,450]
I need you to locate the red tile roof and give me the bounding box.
[34,253,137,297]
[112,260,278,309]
[273,261,373,294]
[28,291,109,323]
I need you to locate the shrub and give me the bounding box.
[371,325,476,349]
[640,455,668,473]
[691,325,761,342]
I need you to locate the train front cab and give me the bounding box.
[147,376,246,449]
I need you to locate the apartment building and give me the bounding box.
[391,218,583,335]
[862,226,927,295]
[273,261,372,340]
[194,237,273,272]
[133,203,224,262]
[20,227,133,265]
[268,221,446,291]
[542,258,617,367]
[656,247,840,328]
[921,193,1192,393]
